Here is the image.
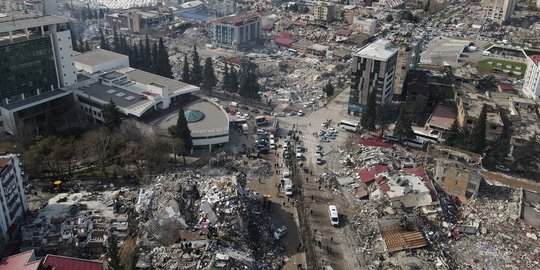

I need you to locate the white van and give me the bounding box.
[229,101,238,107]
[328,205,339,226]
[284,179,293,196]
[270,139,276,149]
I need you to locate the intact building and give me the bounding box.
[0,14,77,135]
[312,2,335,24]
[523,55,540,99]
[480,0,516,24]
[349,39,398,115]
[212,13,261,51]
[0,154,28,253]
[72,49,229,150]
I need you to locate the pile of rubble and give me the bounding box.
[133,165,283,269]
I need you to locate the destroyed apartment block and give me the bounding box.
[520,189,540,229]
[378,217,428,253]
[370,172,437,208]
[19,192,129,257]
[434,159,482,204]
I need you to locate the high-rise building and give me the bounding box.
[522,55,540,99]
[0,14,76,135]
[349,39,398,115]
[212,13,261,51]
[480,0,516,24]
[0,154,28,253]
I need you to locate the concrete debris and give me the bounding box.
[133,164,284,269]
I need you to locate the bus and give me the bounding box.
[403,138,426,149]
[328,205,339,226]
[413,130,439,144]
[339,120,359,132]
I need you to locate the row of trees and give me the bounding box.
[22,100,188,180]
[360,92,412,141]
[80,7,106,22]
[221,59,261,103]
[445,105,487,154]
[103,30,174,78]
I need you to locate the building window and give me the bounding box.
[468,183,476,190]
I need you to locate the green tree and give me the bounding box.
[394,106,414,142]
[112,27,120,53]
[376,102,394,133]
[486,124,511,164]
[85,40,91,52]
[467,105,487,153]
[513,136,540,170]
[131,44,139,69]
[323,80,334,97]
[181,53,191,83]
[361,91,377,131]
[99,27,110,50]
[142,35,152,72]
[102,99,123,133]
[444,119,464,147]
[191,45,202,85]
[168,106,193,154]
[223,61,230,92]
[158,37,173,78]
[107,235,124,270]
[151,41,159,75]
[239,69,260,103]
[202,57,217,94]
[229,67,239,98]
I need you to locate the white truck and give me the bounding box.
[283,179,293,196]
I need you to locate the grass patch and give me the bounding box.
[476,58,527,79]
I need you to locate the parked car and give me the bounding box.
[210,97,219,102]
[274,226,287,239]
[250,108,260,113]
[495,165,511,172]
[276,112,285,117]
[297,110,304,116]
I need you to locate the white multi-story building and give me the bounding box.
[480,0,516,24]
[349,39,398,115]
[0,154,28,252]
[523,55,540,99]
[212,13,261,51]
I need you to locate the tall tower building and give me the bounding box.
[522,55,540,99]
[0,154,28,254]
[480,0,517,24]
[349,39,398,115]
[0,14,77,135]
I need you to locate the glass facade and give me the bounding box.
[0,36,58,106]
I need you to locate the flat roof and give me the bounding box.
[74,49,128,67]
[355,39,398,61]
[214,12,260,26]
[427,104,455,130]
[81,82,148,109]
[122,68,197,93]
[0,15,69,33]
[1,89,70,111]
[158,100,228,133]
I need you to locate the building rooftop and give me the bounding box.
[80,81,149,110]
[42,254,103,270]
[120,68,198,94]
[531,55,540,64]
[74,49,128,68]
[0,157,10,172]
[0,15,69,33]
[355,39,398,61]
[0,89,71,112]
[358,164,389,183]
[427,104,455,130]
[214,12,260,26]
[158,100,229,134]
[0,250,40,270]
